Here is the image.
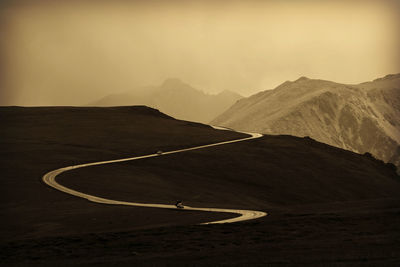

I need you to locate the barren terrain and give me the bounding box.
[1,106,400,266]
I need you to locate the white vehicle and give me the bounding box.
[156,150,163,155]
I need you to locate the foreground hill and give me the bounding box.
[90,78,242,123]
[1,106,399,265]
[212,74,400,170]
[0,106,245,241]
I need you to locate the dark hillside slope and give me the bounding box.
[53,134,400,266]
[60,135,400,210]
[0,106,245,241]
[1,106,400,265]
[10,131,400,266]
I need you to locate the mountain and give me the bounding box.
[212,74,400,169]
[89,78,242,123]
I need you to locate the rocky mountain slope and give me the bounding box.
[89,79,242,123]
[212,74,400,169]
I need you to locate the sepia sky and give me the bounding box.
[1,0,399,106]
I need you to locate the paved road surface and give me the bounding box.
[42,127,267,224]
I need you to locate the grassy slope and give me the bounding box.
[1,106,400,265]
[59,135,399,209]
[54,134,400,266]
[0,106,245,242]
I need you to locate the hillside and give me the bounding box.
[1,106,400,265]
[90,78,242,123]
[0,106,245,241]
[212,74,400,169]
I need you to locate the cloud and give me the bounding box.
[1,0,399,105]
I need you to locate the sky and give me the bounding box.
[1,0,400,106]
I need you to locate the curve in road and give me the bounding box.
[42,127,267,224]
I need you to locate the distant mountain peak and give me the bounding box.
[161,78,188,88]
[89,78,241,123]
[294,76,310,82]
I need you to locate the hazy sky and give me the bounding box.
[1,0,399,105]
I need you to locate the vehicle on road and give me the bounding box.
[175,200,184,209]
[156,150,163,155]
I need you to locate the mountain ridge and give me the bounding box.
[212,74,400,170]
[89,79,242,123]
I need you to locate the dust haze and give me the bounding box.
[1,0,399,106]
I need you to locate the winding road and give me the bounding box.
[42,127,267,224]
